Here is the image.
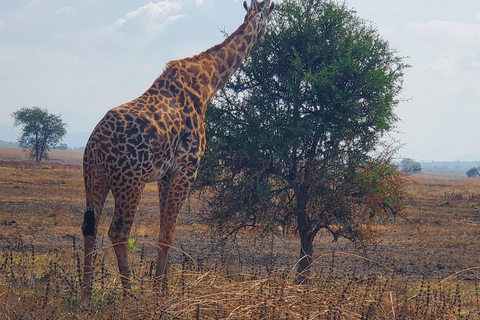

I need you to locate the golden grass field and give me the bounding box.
[1,148,480,319]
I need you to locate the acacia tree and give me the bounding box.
[197,0,408,275]
[466,167,480,178]
[12,107,67,163]
[401,158,422,175]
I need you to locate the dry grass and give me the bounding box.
[1,240,479,319]
[1,149,480,319]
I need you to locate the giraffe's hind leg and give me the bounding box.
[81,179,110,308]
[108,182,145,294]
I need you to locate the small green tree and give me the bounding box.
[466,167,480,178]
[401,158,422,175]
[197,0,408,275]
[12,107,67,163]
[56,143,69,150]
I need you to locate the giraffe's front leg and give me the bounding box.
[155,166,197,288]
[109,232,132,291]
[156,176,171,281]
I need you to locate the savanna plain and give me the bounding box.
[1,148,480,319]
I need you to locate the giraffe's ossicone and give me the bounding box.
[80,0,274,308]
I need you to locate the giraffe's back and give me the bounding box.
[83,100,186,186]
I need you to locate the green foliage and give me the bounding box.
[11,106,67,163]
[128,238,139,252]
[198,0,408,273]
[466,166,480,178]
[401,158,422,175]
[56,143,69,150]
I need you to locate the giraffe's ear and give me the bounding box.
[269,2,274,14]
[243,1,248,12]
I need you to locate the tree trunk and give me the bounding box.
[297,228,315,278]
[294,182,316,281]
[35,132,40,163]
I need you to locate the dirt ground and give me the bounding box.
[1,147,480,282]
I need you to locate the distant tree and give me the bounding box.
[466,166,480,178]
[197,0,408,276]
[401,158,422,175]
[12,107,67,163]
[56,143,69,150]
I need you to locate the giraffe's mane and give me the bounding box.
[193,12,252,59]
[163,9,257,71]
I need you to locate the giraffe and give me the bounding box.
[80,0,275,306]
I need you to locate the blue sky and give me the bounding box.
[1,0,480,161]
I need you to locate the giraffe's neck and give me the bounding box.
[204,12,260,95]
[146,10,262,116]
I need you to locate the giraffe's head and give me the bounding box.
[243,0,275,45]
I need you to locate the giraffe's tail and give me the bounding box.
[82,143,96,236]
[81,141,107,237]
[82,210,95,236]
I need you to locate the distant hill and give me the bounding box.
[0,124,19,143]
[62,131,90,149]
[421,161,480,175]
[0,140,19,148]
[452,153,480,162]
